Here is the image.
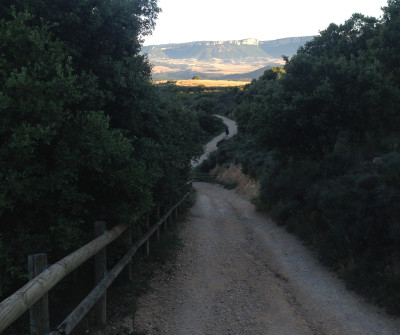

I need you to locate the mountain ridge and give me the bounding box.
[143,36,314,59]
[142,36,315,80]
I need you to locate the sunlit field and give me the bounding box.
[155,79,250,87]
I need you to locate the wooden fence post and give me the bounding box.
[94,221,107,327]
[125,226,133,282]
[145,214,150,256]
[174,196,178,219]
[156,206,160,240]
[28,254,49,335]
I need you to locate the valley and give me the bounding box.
[151,57,284,80]
[142,36,314,80]
[155,79,251,87]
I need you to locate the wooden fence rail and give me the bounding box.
[0,182,192,335]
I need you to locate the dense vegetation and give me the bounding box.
[157,82,240,119]
[207,1,400,314]
[156,82,240,134]
[0,0,210,310]
[2,0,400,326]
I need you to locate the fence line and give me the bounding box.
[0,182,192,334]
[49,190,190,335]
[0,224,128,333]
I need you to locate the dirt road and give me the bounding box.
[133,182,400,335]
[191,115,237,168]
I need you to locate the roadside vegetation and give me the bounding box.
[155,81,243,137]
[0,1,212,328]
[156,80,244,119]
[2,0,400,330]
[201,0,400,315]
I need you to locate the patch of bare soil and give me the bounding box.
[132,182,400,335]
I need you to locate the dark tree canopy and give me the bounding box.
[0,0,206,303]
[231,1,400,313]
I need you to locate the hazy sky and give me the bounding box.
[143,0,388,45]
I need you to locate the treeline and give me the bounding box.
[0,0,207,303]
[215,1,400,313]
[157,82,239,134]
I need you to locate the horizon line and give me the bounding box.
[142,35,317,47]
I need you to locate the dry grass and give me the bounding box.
[155,79,250,87]
[151,57,284,76]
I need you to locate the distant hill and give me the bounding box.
[142,37,314,60]
[221,66,269,81]
[142,36,315,81]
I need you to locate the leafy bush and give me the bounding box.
[228,2,400,314]
[198,112,225,136]
[0,3,204,310]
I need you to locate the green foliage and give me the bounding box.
[157,82,240,117]
[219,179,239,190]
[0,1,206,312]
[229,1,400,314]
[0,11,147,296]
[197,151,218,173]
[197,112,225,136]
[376,0,400,87]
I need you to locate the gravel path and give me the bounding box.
[133,182,400,335]
[191,115,237,168]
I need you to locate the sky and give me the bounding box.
[143,0,389,46]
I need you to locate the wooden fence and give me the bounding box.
[0,181,192,335]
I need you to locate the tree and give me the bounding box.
[231,2,400,313]
[237,14,398,160]
[0,10,151,295]
[375,0,400,86]
[1,0,161,132]
[0,2,208,301]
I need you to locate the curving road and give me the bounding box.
[191,115,237,168]
[130,117,400,335]
[86,116,400,335]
